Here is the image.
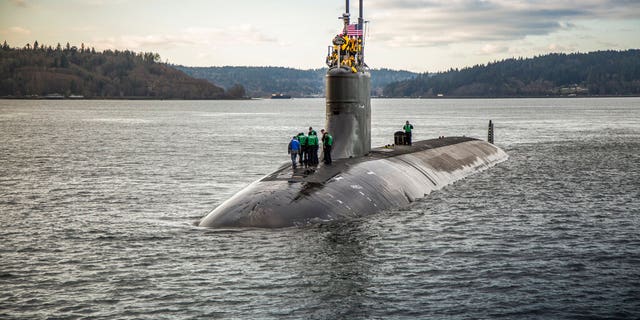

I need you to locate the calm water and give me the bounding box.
[1,98,639,319]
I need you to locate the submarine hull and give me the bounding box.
[199,137,508,228]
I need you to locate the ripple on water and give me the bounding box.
[1,99,640,319]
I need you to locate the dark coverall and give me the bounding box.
[403,123,414,145]
[307,134,319,166]
[297,134,307,166]
[322,133,333,164]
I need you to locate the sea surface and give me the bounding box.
[1,98,639,319]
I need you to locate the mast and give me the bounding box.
[359,0,364,63]
[342,0,351,34]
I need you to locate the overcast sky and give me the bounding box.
[1,0,639,72]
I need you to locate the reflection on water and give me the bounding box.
[300,221,373,319]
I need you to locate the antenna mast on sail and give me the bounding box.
[358,0,364,64]
[327,0,366,71]
[342,0,351,34]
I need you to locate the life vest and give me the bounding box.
[349,38,358,53]
[348,56,357,72]
[340,35,349,51]
[403,124,413,133]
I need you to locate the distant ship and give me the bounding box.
[270,93,292,99]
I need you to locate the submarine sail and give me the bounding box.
[325,0,371,159]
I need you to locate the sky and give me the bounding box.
[1,0,639,72]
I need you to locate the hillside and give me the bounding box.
[0,41,240,99]
[175,66,417,98]
[383,50,640,98]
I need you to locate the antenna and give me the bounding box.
[342,0,351,33]
[359,0,363,25]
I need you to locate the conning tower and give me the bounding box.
[325,0,371,159]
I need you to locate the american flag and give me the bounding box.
[346,23,363,36]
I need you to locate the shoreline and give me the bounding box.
[2,95,639,101]
[0,96,251,101]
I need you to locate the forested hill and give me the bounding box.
[384,50,640,98]
[0,41,242,99]
[175,66,417,98]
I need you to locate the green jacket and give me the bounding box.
[298,134,308,146]
[307,134,319,146]
[403,124,413,133]
[323,133,333,146]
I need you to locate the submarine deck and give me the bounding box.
[264,136,477,184]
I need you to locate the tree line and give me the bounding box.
[175,66,417,98]
[383,50,640,97]
[0,41,246,99]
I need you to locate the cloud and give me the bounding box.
[9,0,28,7]
[366,0,640,47]
[93,25,278,50]
[81,0,136,7]
[478,43,509,55]
[91,25,279,51]
[546,43,574,52]
[0,26,31,36]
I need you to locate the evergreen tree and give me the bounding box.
[383,50,640,97]
[60,54,69,68]
[0,41,226,99]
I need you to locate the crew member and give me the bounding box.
[403,121,414,146]
[288,136,301,169]
[307,127,317,165]
[307,130,319,166]
[297,132,307,167]
[321,129,333,165]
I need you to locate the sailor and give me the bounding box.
[348,56,357,73]
[340,34,349,52]
[297,132,307,167]
[321,129,333,165]
[403,121,414,146]
[307,129,319,166]
[288,136,301,169]
[349,36,358,53]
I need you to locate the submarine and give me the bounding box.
[198,0,508,228]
